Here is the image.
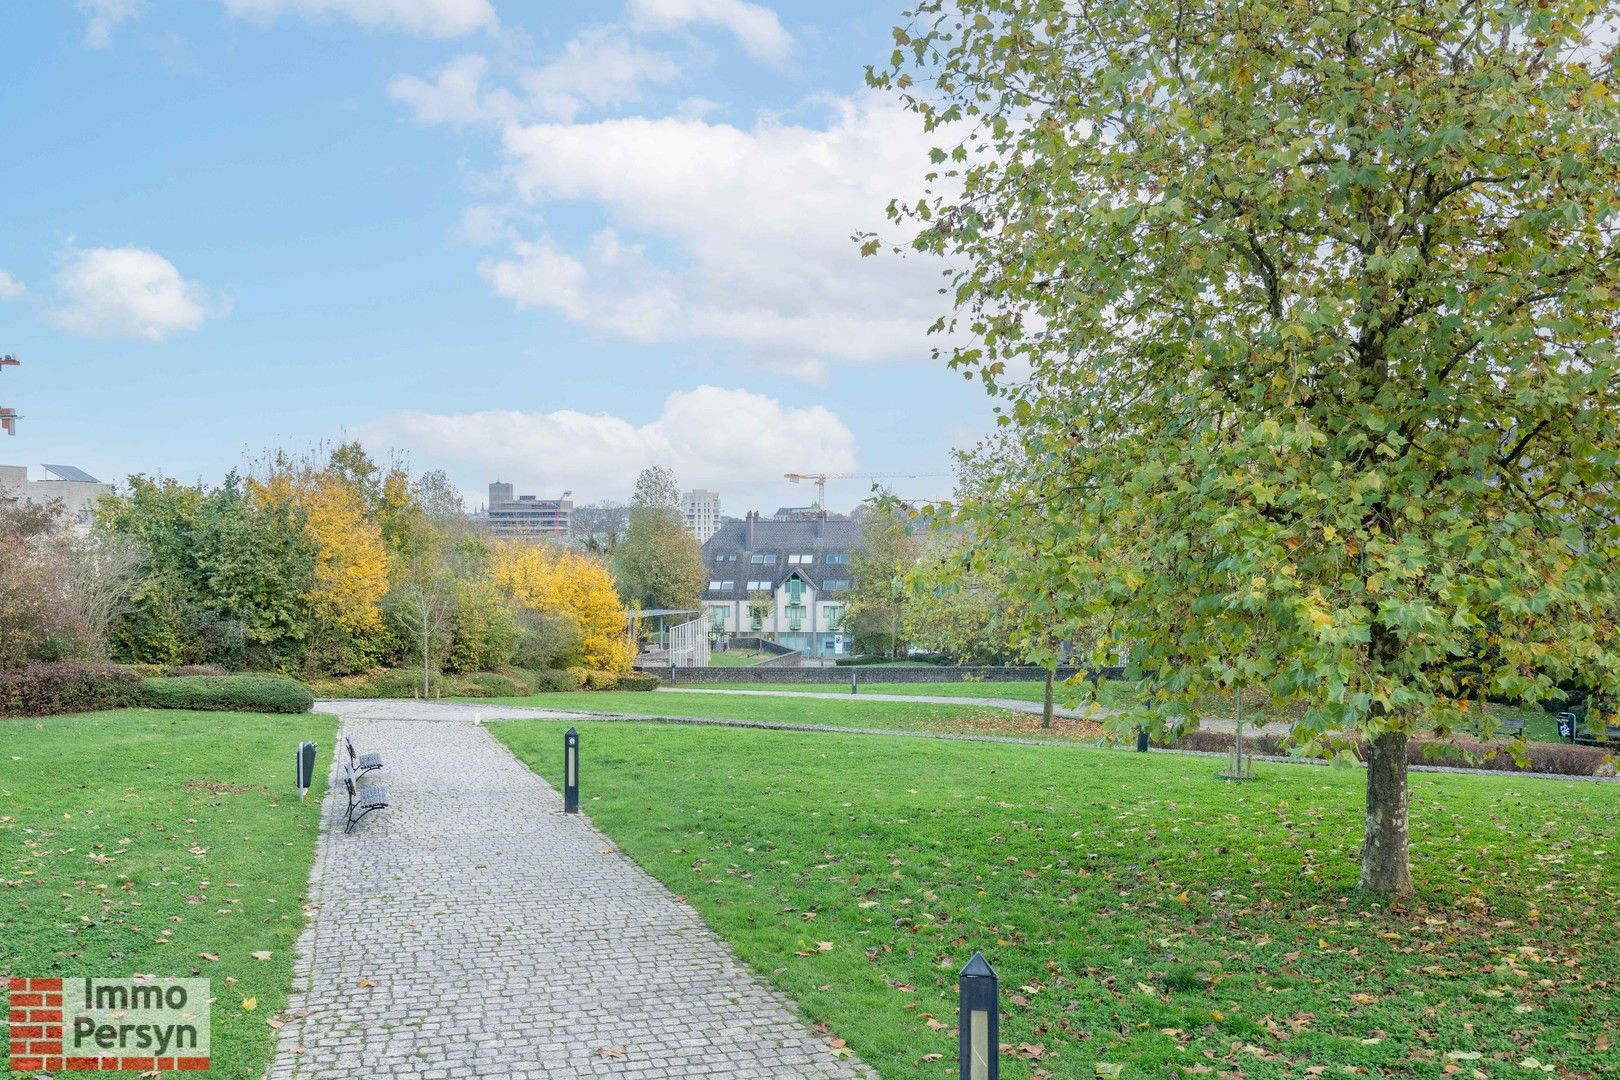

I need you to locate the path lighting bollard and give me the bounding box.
[295,741,316,802]
[564,727,580,814]
[1136,727,1150,753]
[958,951,999,1080]
[851,671,857,695]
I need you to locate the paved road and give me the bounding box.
[266,702,873,1080]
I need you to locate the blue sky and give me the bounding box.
[0,0,988,513]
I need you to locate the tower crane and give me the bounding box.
[784,471,949,511]
[0,354,18,436]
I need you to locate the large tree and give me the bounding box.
[872,0,1620,895]
[613,467,705,613]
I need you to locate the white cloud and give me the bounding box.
[222,0,495,37]
[79,0,145,48]
[519,27,681,122]
[0,271,27,301]
[392,30,681,128]
[353,385,858,506]
[49,247,226,341]
[626,0,791,63]
[479,95,949,375]
[389,54,500,125]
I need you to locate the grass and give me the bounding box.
[2,709,337,1079]
[491,720,1619,1080]
[469,691,1105,741]
[706,650,774,667]
[698,680,1572,743]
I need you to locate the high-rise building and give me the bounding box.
[482,481,573,539]
[683,488,722,543]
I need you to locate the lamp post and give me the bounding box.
[958,951,999,1080]
[850,670,857,695]
[563,727,580,814]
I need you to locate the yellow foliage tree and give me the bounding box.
[490,542,633,673]
[249,466,391,637]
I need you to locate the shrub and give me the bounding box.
[170,663,229,677]
[616,672,661,692]
[306,668,439,699]
[138,674,314,714]
[492,666,536,696]
[534,668,583,693]
[0,661,142,718]
[581,669,622,690]
[1170,729,1615,777]
[442,671,527,698]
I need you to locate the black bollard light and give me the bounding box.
[296,741,316,802]
[563,727,580,814]
[958,951,999,1080]
[1136,727,1150,752]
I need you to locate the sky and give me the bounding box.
[0,0,990,515]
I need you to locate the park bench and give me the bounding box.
[341,762,389,833]
[344,734,383,777]
[1556,710,1620,747]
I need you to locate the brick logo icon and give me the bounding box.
[9,977,211,1072]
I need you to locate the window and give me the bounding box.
[825,604,844,630]
[750,608,763,629]
[714,553,737,562]
[750,553,776,564]
[710,605,728,629]
[787,604,806,630]
[719,580,734,590]
[708,580,723,591]
[786,577,804,602]
[822,579,850,591]
[826,553,851,565]
[747,580,771,592]
[787,553,812,564]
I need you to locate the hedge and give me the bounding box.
[0,661,142,718]
[138,674,314,714]
[615,673,661,692]
[534,668,584,693]
[1173,729,1616,777]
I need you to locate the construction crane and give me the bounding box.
[0,354,17,436]
[784,471,949,511]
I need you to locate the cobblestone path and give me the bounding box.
[266,705,873,1079]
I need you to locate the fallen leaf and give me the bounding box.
[251,950,272,961]
[198,952,220,962]
[241,997,257,1011]
[358,978,376,988]
[594,1047,627,1060]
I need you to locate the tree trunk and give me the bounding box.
[1359,729,1413,898]
[1042,670,1055,729]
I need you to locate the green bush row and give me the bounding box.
[137,674,315,714]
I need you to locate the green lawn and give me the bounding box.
[699,680,1571,742]
[706,650,773,667]
[492,719,1618,1080]
[2,709,337,1079]
[470,691,1104,741]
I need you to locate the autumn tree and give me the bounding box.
[491,543,634,673]
[613,467,704,613]
[872,0,1620,894]
[249,450,392,670]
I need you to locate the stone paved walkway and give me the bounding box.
[266,704,873,1080]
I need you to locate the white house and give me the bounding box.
[699,511,859,657]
